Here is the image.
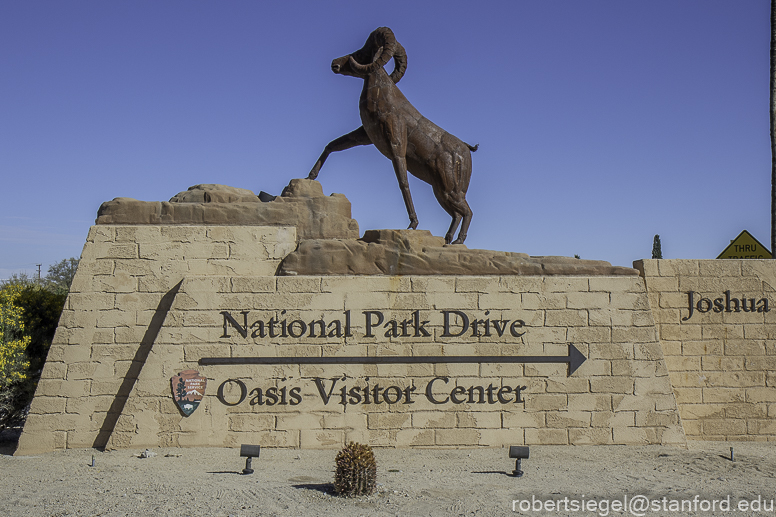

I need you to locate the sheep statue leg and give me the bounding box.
[308,126,372,180]
[390,155,419,230]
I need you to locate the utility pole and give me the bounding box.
[771,0,776,256]
[36,264,41,280]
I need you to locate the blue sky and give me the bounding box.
[1,0,771,279]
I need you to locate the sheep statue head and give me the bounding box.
[329,28,407,83]
[308,27,477,245]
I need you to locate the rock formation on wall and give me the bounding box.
[95,179,359,241]
[95,179,636,276]
[278,229,637,276]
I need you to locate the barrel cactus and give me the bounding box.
[334,442,377,497]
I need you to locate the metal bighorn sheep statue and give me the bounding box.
[307,27,477,245]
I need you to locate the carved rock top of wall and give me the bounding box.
[95,179,635,275]
[95,179,359,241]
[279,229,638,276]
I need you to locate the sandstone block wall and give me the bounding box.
[636,259,776,441]
[16,225,297,454]
[17,224,690,454]
[94,271,684,450]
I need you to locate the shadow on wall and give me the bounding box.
[92,281,182,450]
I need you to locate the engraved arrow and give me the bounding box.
[199,343,586,377]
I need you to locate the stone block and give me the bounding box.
[613,394,654,411]
[40,362,67,380]
[455,277,501,293]
[704,371,765,388]
[276,276,321,293]
[499,276,543,293]
[632,310,656,327]
[651,309,680,325]
[299,429,342,448]
[411,276,455,293]
[611,359,657,378]
[100,243,138,259]
[566,291,609,309]
[635,411,679,427]
[525,428,568,445]
[276,413,325,430]
[395,428,435,446]
[569,428,613,445]
[702,419,747,436]
[65,395,115,414]
[632,259,656,276]
[567,393,610,411]
[66,362,97,380]
[478,428,524,446]
[589,342,632,360]
[15,430,68,455]
[682,340,722,356]
[699,260,742,277]
[525,394,567,411]
[643,276,679,292]
[502,410,545,428]
[546,411,591,428]
[367,413,411,429]
[545,378,590,393]
[521,292,566,310]
[701,356,743,371]
[223,430,299,448]
[724,339,765,356]
[591,410,634,428]
[523,363,567,377]
[662,355,701,373]
[589,276,644,293]
[747,419,776,434]
[30,397,67,415]
[658,291,691,309]
[703,387,745,404]
[672,387,702,405]
[590,377,634,394]
[544,310,587,327]
[567,326,611,344]
[609,293,649,311]
[435,428,481,446]
[543,277,589,293]
[724,403,767,419]
[681,419,702,437]
[411,411,456,429]
[653,394,679,411]
[612,427,649,445]
[634,343,665,361]
[231,277,276,293]
[745,387,776,403]
[456,411,501,428]
[612,326,657,343]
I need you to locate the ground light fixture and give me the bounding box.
[240,444,260,475]
[509,446,529,477]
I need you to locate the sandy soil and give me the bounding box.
[1,438,775,516]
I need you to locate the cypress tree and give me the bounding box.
[652,235,663,259]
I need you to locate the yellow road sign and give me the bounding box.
[717,230,772,259]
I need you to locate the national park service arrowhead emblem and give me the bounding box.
[171,370,206,416]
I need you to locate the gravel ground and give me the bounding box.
[1,439,775,516]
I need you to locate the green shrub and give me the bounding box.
[0,259,73,429]
[0,284,31,389]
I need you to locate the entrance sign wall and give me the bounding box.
[17,220,687,454]
[15,183,776,454]
[636,259,776,441]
